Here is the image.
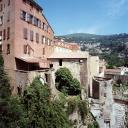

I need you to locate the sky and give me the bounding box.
[37,0,128,35]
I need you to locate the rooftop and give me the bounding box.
[27,0,43,11]
[48,51,89,59]
[105,69,121,75]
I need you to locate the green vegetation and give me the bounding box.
[0,55,70,128]
[67,98,78,115]
[58,33,128,45]
[21,77,70,128]
[113,83,128,98]
[0,54,23,127]
[78,100,88,123]
[88,121,99,128]
[0,55,98,128]
[100,53,125,68]
[55,67,81,95]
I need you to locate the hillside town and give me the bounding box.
[0,0,128,128]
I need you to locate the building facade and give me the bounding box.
[0,0,54,93]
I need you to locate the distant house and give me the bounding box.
[105,67,128,84]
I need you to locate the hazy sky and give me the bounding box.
[38,0,128,35]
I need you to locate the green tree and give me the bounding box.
[0,55,23,128]
[55,67,81,95]
[21,77,69,128]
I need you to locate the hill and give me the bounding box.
[57,33,128,45]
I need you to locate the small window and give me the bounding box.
[7,11,10,22]
[45,74,48,83]
[23,28,28,39]
[22,0,26,3]
[0,16,3,25]
[47,39,50,45]
[33,17,38,26]
[36,33,39,43]
[0,4,3,12]
[29,14,33,24]
[8,0,10,6]
[17,86,22,95]
[38,20,41,28]
[104,93,106,97]
[59,59,62,66]
[50,64,53,68]
[42,36,45,44]
[0,31,2,40]
[0,45,2,53]
[3,29,6,40]
[20,11,26,21]
[49,40,52,45]
[45,37,48,45]
[7,44,10,54]
[26,13,33,23]
[42,22,45,30]
[7,27,10,40]
[23,45,27,54]
[43,48,45,55]
[30,30,33,41]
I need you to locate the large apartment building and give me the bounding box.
[0,0,54,93]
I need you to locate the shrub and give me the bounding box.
[55,67,81,95]
[67,98,78,115]
[78,100,88,123]
[21,77,70,128]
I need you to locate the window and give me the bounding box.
[42,22,45,30]
[7,44,10,54]
[0,31,2,40]
[0,31,2,43]
[0,4,3,12]
[42,36,45,44]
[49,40,52,45]
[26,13,33,23]
[3,29,6,40]
[0,16,3,25]
[45,37,48,45]
[26,13,30,22]
[47,39,50,45]
[0,45,2,53]
[30,30,33,41]
[7,11,10,22]
[7,27,10,40]
[23,45,27,54]
[36,33,39,43]
[29,14,33,24]
[8,0,10,6]
[43,48,45,55]
[20,11,26,21]
[50,64,53,68]
[59,59,62,66]
[22,0,26,3]
[45,74,48,83]
[23,28,28,39]
[38,20,41,28]
[46,25,48,32]
[33,17,38,26]
[104,93,106,97]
